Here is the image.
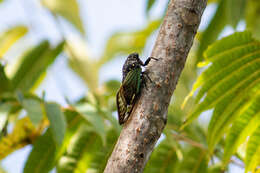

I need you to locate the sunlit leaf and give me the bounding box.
[0,26,28,57]
[24,129,56,173]
[223,95,260,166]
[245,126,260,173]
[45,102,66,146]
[41,0,85,35]
[10,40,64,92]
[0,117,36,160]
[182,31,260,168]
[183,32,260,127]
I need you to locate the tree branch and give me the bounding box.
[104,0,207,172]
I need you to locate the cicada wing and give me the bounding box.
[116,86,127,125]
[122,68,142,104]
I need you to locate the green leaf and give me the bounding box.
[146,0,156,15]
[57,125,98,173]
[144,140,178,173]
[207,81,260,152]
[0,103,11,133]
[175,148,208,173]
[196,0,227,62]
[246,0,260,40]
[226,0,246,28]
[21,98,43,127]
[98,20,161,67]
[0,64,11,94]
[223,95,260,166]
[245,126,260,172]
[41,0,85,35]
[89,129,118,172]
[45,102,66,146]
[10,40,64,92]
[24,129,56,173]
[0,26,28,57]
[182,32,260,128]
[74,103,106,144]
[183,31,260,167]
[54,109,85,169]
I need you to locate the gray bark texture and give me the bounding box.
[104,0,207,172]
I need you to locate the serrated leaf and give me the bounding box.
[10,41,64,92]
[182,32,260,128]
[245,126,260,172]
[41,0,85,35]
[74,103,106,145]
[24,129,56,173]
[0,26,28,57]
[223,95,260,166]
[45,102,66,146]
[208,81,260,152]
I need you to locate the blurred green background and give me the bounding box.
[1,0,260,172]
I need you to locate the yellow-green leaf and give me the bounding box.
[182,32,260,128]
[245,126,260,172]
[223,95,260,166]
[0,26,28,57]
[41,0,85,35]
[10,40,64,92]
[0,117,35,160]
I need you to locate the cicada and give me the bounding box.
[116,53,157,125]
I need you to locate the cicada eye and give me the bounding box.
[132,64,135,67]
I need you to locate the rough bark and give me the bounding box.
[104,0,207,172]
